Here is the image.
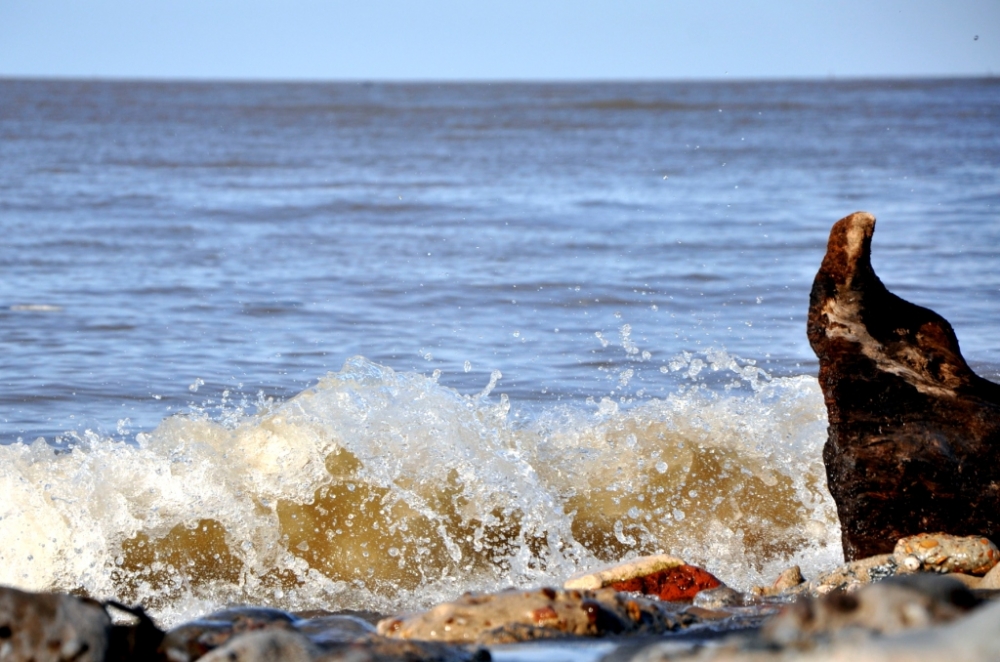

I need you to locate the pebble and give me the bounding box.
[751,565,806,597]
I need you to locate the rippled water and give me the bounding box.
[1,78,998,624]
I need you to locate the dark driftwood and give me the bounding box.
[808,212,1000,561]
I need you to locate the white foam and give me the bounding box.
[0,352,841,626]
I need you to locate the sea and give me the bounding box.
[1,77,998,628]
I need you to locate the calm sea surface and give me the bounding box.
[0,78,998,624]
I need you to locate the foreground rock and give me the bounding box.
[807,211,1000,561]
[197,629,488,662]
[619,575,997,661]
[761,574,979,646]
[377,586,699,644]
[0,586,111,662]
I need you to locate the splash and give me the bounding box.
[0,353,841,626]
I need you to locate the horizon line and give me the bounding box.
[1,72,998,86]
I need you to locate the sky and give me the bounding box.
[1,0,998,81]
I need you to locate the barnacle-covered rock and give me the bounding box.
[893,533,1000,576]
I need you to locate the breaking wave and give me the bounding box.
[0,350,841,626]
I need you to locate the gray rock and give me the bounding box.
[979,561,1000,590]
[692,586,752,609]
[0,585,110,662]
[614,574,991,661]
[762,574,977,647]
[197,630,316,662]
[803,554,900,595]
[316,637,490,661]
[161,606,301,661]
[296,614,376,646]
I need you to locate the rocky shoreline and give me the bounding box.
[4,533,1000,661]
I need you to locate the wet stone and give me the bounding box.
[609,565,722,602]
[376,586,698,644]
[564,554,688,590]
[564,555,722,602]
[893,533,1000,576]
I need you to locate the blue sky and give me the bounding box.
[1,0,998,80]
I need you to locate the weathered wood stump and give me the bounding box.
[808,211,1000,561]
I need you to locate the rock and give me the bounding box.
[0,585,111,662]
[564,554,687,589]
[564,554,722,601]
[161,607,299,661]
[316,637,491,661]
[803,554,899,595]
[693,586,752,609]
[751,566,806,598]
[772,566,805,592]
[617,595,1000,661]
[197,630,316,662]
[295,614,377,646]
[808,211,1000,561]
[377,586,696,643]
[609,566,723,602]
[763,574,979,648]
[979,560,1000,590]
[161,619,234,662]
[104,601,166,662]
[893,533,999,575]
[941,573,982,590]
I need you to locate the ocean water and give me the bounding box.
[1,78,998,626]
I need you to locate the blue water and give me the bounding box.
[0,78,998,623]
[3,78,998,442]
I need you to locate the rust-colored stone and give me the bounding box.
[808,212,1000,561]
[608,564,721,601]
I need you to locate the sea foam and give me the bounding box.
[0,352,842,626]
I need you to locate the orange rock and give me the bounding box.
[608,564,722,601]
